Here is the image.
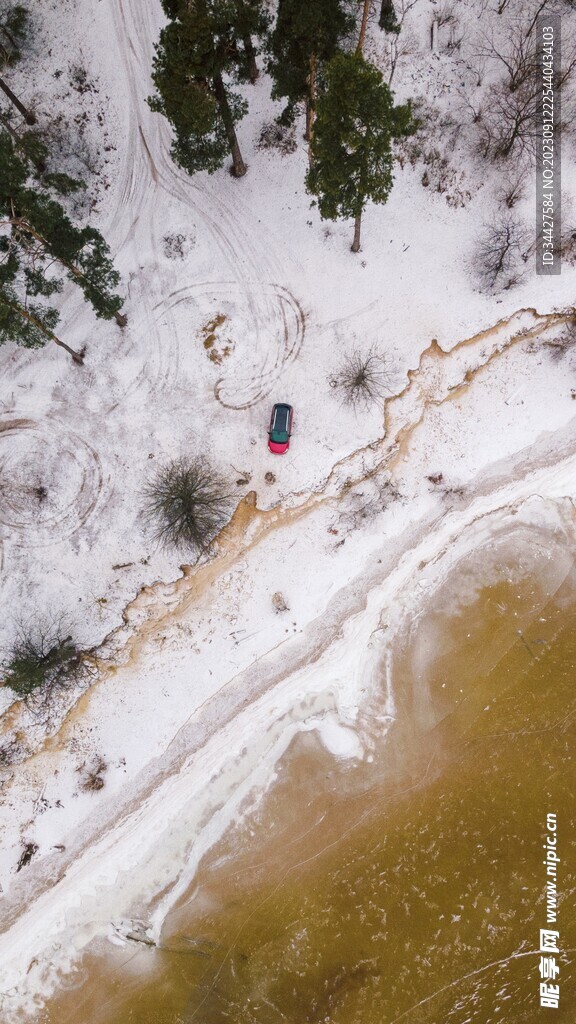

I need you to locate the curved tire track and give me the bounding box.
[154,281,306,409]
[98,0,306,413]
[0,420,105,546]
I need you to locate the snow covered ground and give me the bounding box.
[1,0,576,1016]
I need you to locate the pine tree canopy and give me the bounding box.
[0,4,30,62]
[150,0,268,175]
[232,0,270,45]
[0,130,123,352]
[268,0,355,114]
[2,4,29,43]
[306,52,415,222]
[379,0,400,34]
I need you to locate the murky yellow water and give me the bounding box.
[43,533,576,1024]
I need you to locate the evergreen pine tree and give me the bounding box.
[268,0,355,143]
[233,0,270,83]
[306,52,415,252]
[149,0,268,177]
[0,131,125,362]
[0,109,46,172]
[0,5,35,124]
[0,4,29,59]
[379,0,400,34]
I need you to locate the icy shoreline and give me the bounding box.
[2,0,576,1016]
[1,420,576,1017]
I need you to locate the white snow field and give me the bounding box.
[1,0,576,1016]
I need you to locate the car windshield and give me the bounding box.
[270,406,289,443]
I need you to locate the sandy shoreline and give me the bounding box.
[1,0,576,1016]
[1,405,575,1016]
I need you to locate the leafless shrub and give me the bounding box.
[41,114,104,193]
[496,165,528,208]
[143,456,233,553]
[420,148,471,206]
[445,29,463,52]
[163,233,194,259]
[388,23,419,84]
[397,100,472,206]
[378,0,420,82]
[0,737,23,770]
[338,476,400,532]
[79,755,107,792]
[469,51,489,87]
[0,469,52,521]
[543,319,576,360]
[430,0,463,52]
[330,346,395,410]
[475,214,528,290]
[256,121,297,155]
[68,64,95,94]
[554,226,576,265]
[441,484,466,504]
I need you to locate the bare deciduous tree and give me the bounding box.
[470,4,576,161]
[475,77,541,159]
[330,346,395,410]
[475,214,527,290]
[474,11,542,91]
[143,457,233,553]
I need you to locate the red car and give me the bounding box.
[268,403,293,454]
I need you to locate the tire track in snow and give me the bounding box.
[156,281,306,409]
[100,0,306,410]
[0,419,105,546]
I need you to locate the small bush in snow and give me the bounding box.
[475,214,527,292]
[338,476,400,533]
[79,755,107,792]
[330,346,394,410]
[0,737,24,769]
[4,620,84,700]
[544,320,576,361]
[496,167,527,210]
[143,456,233,553]
[68,64,95,94]
[256,121,297,155]
[163,233,194,259]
